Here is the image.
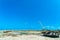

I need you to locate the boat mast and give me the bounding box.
[39,21,45,30]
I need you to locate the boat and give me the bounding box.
[42,31,59,38]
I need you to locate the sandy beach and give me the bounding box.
[0,35,59,40]
[0,30,59,40]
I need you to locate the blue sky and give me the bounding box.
[0,0,60,30]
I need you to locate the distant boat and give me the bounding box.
[42,31,59,38]
[39,22,59,38]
